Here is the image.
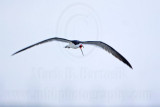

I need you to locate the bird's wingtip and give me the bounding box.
[11,53,15,56]
[11,52,17,56]
[129,65,133,70]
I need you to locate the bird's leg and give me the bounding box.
[80,48,84,56]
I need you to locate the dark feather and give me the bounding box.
[82,41,132,69]
[12,37,70,56]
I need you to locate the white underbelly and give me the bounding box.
[69,43,79,49]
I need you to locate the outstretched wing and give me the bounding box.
[82,41,132,69]
[12,37,71,56]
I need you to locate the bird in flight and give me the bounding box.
[12,37,132,69]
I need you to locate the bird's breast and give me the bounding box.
[69,43,79,49]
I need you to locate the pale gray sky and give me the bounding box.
[0,0,160,106]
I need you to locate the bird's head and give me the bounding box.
[79,44,84,49]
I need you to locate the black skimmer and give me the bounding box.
[12,37,132,69]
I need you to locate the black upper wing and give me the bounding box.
[12,37,71,56]
[82,41,132,69]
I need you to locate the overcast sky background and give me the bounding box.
[0,0,160,106]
